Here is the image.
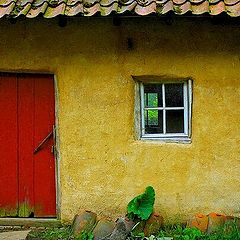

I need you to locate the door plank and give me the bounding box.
[18,75,35,217]
[33,74,56,217]
[0,74,18,217]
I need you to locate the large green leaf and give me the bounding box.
[127,186,155,220]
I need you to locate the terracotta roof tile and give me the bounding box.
[0,0,240,17]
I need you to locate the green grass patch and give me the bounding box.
[27,227,94,240]
[27,219,240,240]
[157,220,240,240]
[27,226,73,240]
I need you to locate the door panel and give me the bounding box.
[0,74,18,217]
[0,73,56,218]
[18,76,35,217]
[34,75,56,217]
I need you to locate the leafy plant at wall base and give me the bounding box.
[181,227,202,240]
[27,226,73,239]
[76,230,94,240]
[127,186,155,220]
[158,222,240,240]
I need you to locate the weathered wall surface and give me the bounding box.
[0,17,239,222]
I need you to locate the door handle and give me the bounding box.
[34,130,53,154]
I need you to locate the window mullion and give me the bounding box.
[188,79,192,137]
[140,83,145,136]
[183,82,188,135]
[162,84,166,134]
[146,93,148,126]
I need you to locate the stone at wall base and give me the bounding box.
[107,217,134,240]
[207,212,226,234]
[93,218,115,240]
[72,210,97,236]
[187,212,240,234]
[144,213,164,237]
[187,213,208,233]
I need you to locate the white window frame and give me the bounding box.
[140,80,192,142]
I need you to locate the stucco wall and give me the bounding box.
[0,17,239,223]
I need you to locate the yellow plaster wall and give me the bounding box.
[0,17,239,222]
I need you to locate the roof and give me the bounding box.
[0,0,239,18]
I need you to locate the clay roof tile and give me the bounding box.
[1,0,240,18]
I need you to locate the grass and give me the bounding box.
[157,220,240,240]
[27,220,240,240]
[27,227,94,240]
[27,226,74,239]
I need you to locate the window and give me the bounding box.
[139,80,192,141]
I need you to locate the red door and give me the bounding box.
[0,73,56,218]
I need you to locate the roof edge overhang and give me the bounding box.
[1,0,240,19]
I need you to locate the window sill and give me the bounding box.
[140,137,191,144]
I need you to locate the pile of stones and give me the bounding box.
[71,211,164,240]
[187,212,240,234]
[72,211,240,239]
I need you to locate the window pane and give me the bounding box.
[147,93,158,107]
[145,110,163,134]
[144,85,162,107]
[165,83,183,107]
[166,110,184,133]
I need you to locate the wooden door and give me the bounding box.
[0,73,56,218]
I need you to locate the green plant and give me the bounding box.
[130,221,146,238]
[27,226,73,239]
[127,186,155,221]
[158,223,185,238]
[28,227,95,239]
[76,230,94,240]
[181,227,202,240]
[158,220,240,240]
[202,219,240,240]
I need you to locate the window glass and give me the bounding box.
[144,110,163,134]
[166,110,184,133]
[144,85,162,107]
[165,83,183,107]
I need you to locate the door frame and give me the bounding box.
[53,74,61,220]
[0,71,61,220]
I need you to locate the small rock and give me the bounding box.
[187,213,209,233]
[12,226,22,230]
[144,213,164,237]
[4,226,13,230]
[107,217,134,240]
[93,218,115,240]
[207,212,226,234]
[72,210,97,236]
